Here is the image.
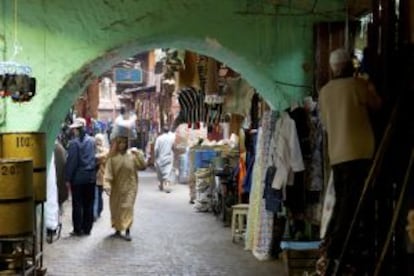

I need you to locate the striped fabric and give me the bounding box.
[177,86,206,125]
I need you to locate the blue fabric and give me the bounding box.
[65,134,96,184]
[242,155,255,193]
[242,131,257,193]
[194,149,217,169]
[263,165,283,213]
[280,241,321,250]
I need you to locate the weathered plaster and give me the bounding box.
[0,0,344,157]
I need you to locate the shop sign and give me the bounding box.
[113,68,143,84]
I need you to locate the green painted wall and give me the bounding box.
[0,0,344,156]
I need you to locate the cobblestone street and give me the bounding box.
[43,169,286,276]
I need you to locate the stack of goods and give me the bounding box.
[194,168,214,212]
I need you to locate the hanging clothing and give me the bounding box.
[45,153,59,231]
[238,156,247,202]
[222,77,255,116]
[305,107,324,192]
[288,107,312,158]
[177,51,201,90]
[269,112,305,190]
[178,86,205,124]
[242,130,258,195]
[245,111,278,261]
[54,141,67,206]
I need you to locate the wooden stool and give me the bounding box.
[231,203,249,243]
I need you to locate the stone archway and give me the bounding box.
[39,35,277,156]
[0,0,333,157]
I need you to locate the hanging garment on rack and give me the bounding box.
[305,107,324,192]
[178,86,198,124]
[242,130,258,195]
[263,165,283,213]
[177,86,206,125]
[45,153,59,231]
[196,55,208,92]
[205,57,219,95]
[270,112,304,190]
[222,77,255,116]
[288,106,312,159]
[245,110,279,261]
[197,90,206,123]
[177,51,201,90]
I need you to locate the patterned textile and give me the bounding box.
[245,127,264,251]
[245,111,278,261]
[305,107,324,192]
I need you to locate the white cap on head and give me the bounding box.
[69,117,86,129]
[329,48,350,65]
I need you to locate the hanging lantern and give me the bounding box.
[0,62,36,103]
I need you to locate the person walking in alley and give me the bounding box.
[65,117,97,236]
[103,131,146,241]
[94,133,109,221]
[317,48,382,275]
[154,126,176,193]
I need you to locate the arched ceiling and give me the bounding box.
[0,0,348,155]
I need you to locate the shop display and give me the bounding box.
[194,167,214,212]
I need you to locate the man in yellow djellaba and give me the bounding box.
[103,131,146,241]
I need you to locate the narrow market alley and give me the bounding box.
[43,169,286,276]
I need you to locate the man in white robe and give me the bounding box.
[154,126,176,193]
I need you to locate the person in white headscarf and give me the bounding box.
[317,48,381,275]
[113,106,138,147]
